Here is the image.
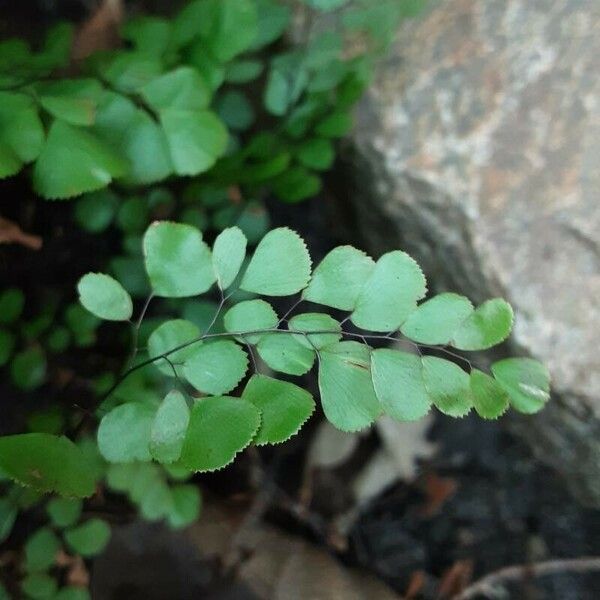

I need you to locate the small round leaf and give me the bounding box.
[143,221,216,297]
[240,227,311,296]
[64,518,111,557]
[400,293,473,345]
[452,298,514,350]
[77,273,133,321]
[422,356,472,417]
[212,226,247,289]
[150,391,190,464]
[224,299,278,344]
[491,358,550,414]
[318,341,380,432]
[183,340,248,395]
[371,349,431,421]
[181,396,260,472]
[302,246,374,310]
[242,374,315,444]
[97,402,156,463]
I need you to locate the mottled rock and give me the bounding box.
[341,0,600,504]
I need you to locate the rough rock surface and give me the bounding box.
[340,0,600,504]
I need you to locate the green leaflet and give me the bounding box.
[64,518,111,557]
[0,92,44,178]
[257,333,315,375]
[224,299,278,344]
[77,273,133,321]
[36,78,103,126]
[212,226,247,289]
[251,0,290,49]
[204,0,258,62]
[0,498,17,543]
[0,434,96,497]
[318,341,381,432]
[241,227,312,296]
[0,329,15,367]
[97,402,156,463]
[288,313,342,350]
[148,319,201,377]
[422,356,472,417]
[352,251,427,332]
[452,298,514,350]
[296,138,334,171]
[242,374,315,444]
[0,287,25,323]
[25,527,61,571]
[93,91,173,185]
[122,16,172,57]
[216,90,255,131]
[470,369,509,419]
[150,391,190,464]
[401,293,474,345]
[491,358,550,414]
[33,120,128,200]
[371,349,431,421]
[181,396,260,472]
[160,108,228,176]
[167,485,202,529]
[54,587,91,600]
[183,340,248,395]
[143,222,216,297]
[11,347,46,390]
[21,573,57,600]
[272,166,322,203]
[303,246,375,310]
[46,498,82,528]
[141,67,211,111]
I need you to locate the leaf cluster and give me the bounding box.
[68,222,551,474]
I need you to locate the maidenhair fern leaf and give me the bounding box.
[452,298,514,350]
[71,221,551,479]
[97,402,156,463]
[351,251,427,332]
[371,349,431,421]
[143,222,215,297]
[256,333,315,375]
[160,108,228,176]
[318,341,380,432]
[288,313,341,350]
[33,121,128,200]
[181,396,260,472]
[147,319,201,376]
[77,273,133,321]
[224,299,278,344]
[422,356,472,417]
[401,293,473,345]
[149,391,190,463]
[212,226,247,289]
[0,434,96,497]
[241,227,311,295]
[302,245,374,310]
[64,519,111,557]
[491,358,550,414]
[242,374,315,444]
[140,66,211,111]
[183,340,248,394]
[469,369,509,419]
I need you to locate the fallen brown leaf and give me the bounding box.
[437,559,473,598]
[419,472,457,517]
[72,0,124,62]
[0,216,42,250]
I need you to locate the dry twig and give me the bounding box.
[454,556,600,599]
